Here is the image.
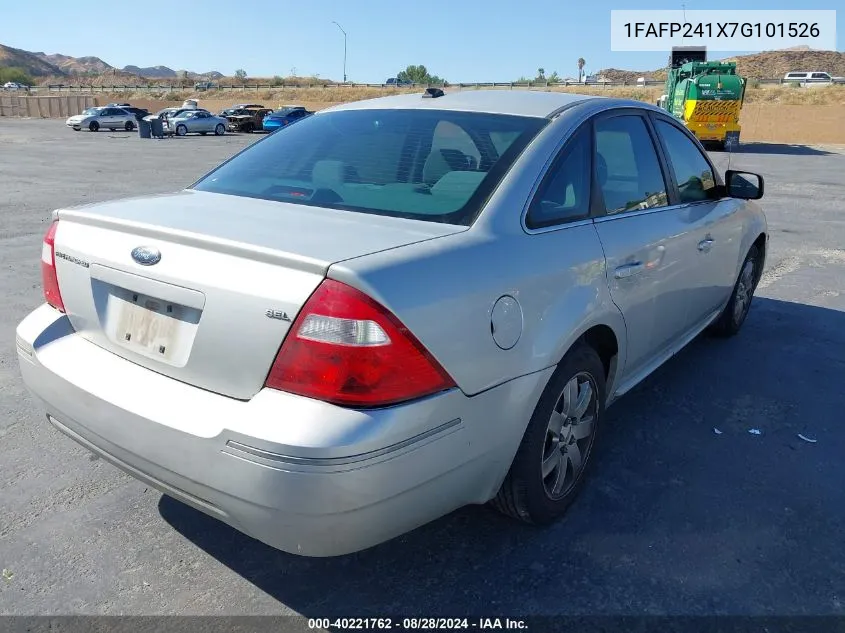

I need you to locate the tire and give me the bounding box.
[492,342,606,524]
[175,124,188,136]
[245,122,254,133]
[214,124,225,136]
[89,121,99,132]
[124,121,135,131]
[709,244,762,337]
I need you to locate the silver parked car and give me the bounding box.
[65,106,137,132]
[17,90,767,556]
[165,109,227,136]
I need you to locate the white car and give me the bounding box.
[164,109,228,136]
[3,81,27,90]
[783,71,845,85]
[66,106,137,132]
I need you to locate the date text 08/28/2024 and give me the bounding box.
[307,618,528,630]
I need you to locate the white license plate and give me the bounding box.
[113,292,181,361]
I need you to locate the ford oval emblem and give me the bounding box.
[131,246,161,266]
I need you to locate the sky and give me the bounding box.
[3,0,843,83]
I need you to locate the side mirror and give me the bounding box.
[725,170,764,200]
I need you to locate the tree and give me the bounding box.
[0,67,34,85]
[577,58,586,82]
[396,65,446,85]
[517,68,561,84]
[234,69,247,83]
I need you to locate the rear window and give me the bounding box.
[192,108,547,225]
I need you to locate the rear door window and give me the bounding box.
[594,115,668,215]
[193,109,547,225]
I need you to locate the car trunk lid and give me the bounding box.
[51,189,464,400]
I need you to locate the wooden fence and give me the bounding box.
[0,95,97,118]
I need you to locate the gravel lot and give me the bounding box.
[1,119,844,617]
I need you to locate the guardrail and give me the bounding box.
[19,78,806,93]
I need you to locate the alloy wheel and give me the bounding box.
[733,257,757,324]
[542,372,598,500]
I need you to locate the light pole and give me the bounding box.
[332,21,347,83]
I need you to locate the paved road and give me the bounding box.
[1,120,844,616]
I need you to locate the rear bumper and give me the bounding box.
[16,304,550,556]
[686,120,741,143]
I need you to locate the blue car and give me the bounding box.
[262,106,313,132]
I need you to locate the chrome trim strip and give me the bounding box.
[225,417,462,466]
[592,203,688,224]
[522,217,595,235]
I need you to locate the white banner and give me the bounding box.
[610,10,837,52]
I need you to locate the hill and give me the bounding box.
[34,52,112,74]
[0,44,63,76]
[0,43,223,82]
[596,68,667,83]
[724,48,845,78]
[122,64,176,78]
[121,66,225,80]
[597,49,845,84]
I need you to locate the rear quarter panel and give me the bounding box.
[734,199,768,278]
[328,226,626,397]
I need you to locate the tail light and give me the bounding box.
[265,279,456,408]
[41,220,65,312]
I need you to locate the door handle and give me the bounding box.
[614,262,645,279]
[698,238,715,252]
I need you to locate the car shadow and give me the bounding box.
[722,143,834,156]
[159,297,845,616]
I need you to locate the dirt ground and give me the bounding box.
[737,104,845,144]
[120,97,845,145]
[3,89,842,145]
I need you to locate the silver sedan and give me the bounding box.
[165,109,228,136]
[65,106,137,132]
[17,90,767,556]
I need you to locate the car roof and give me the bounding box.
[324,89,600,118]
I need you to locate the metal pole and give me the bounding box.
[332,21,347,82]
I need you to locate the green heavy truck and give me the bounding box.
[657,47,747,149]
